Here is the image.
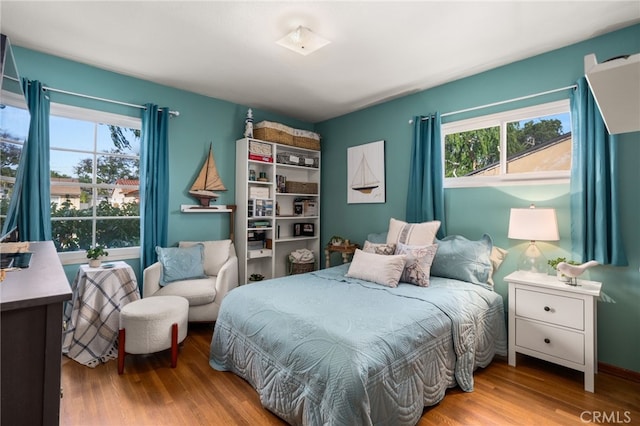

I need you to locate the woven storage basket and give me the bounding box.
[285,181,318,194]
[288,259,315,275]
[293,129,321,151]
[254,121,294,146]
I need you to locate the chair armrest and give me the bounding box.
[142,262,162,298]
[215,255,239,297]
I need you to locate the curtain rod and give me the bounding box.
[409,84,577,124]
[6,76,179,117]
[42,85,180,117]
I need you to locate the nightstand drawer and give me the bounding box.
[516,319,584,364]
[515,288,584,330]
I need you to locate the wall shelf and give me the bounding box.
[180,204,234,213]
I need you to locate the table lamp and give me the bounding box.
[508,204,559,274]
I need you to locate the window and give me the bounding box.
[0,98,29,232]
[49,104,141,257]
[442,100,571,187]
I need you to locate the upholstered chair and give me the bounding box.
[143,240,239,322]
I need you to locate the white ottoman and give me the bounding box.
[118,295,189,374]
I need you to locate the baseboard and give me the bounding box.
[599,362,640,383]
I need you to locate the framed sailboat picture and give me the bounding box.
[347,140,385,204]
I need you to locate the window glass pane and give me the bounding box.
[51,218,93,252]
[97,218,140,248]
[444,126,500,177]
[96,154,139,183]
[51,151,92,181]
[50,115,94,151]
[96,124,140,155]
[1,104,29,143]
[506,112,572,174]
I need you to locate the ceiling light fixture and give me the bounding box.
[276,25,330,56]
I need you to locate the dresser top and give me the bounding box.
[1,241,72,311]
[504,270,602,297]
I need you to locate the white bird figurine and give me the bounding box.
[557,260,599,285]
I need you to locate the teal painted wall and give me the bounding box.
[12,46,313,284]
[316,24,640,372]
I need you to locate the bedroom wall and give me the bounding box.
[11,46,312,282]
[316,24,640,373]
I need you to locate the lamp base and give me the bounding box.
[517,241,549,275]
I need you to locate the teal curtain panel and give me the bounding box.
[569,77,627,266]
[140,104,169,269]
[406,113,446,238]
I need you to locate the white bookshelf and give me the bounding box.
[235,138,321,284]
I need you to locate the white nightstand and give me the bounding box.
[505,270,602,392]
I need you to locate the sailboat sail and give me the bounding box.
[189,143,226,206]
[351,153,379,194]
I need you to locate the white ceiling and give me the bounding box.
[2,1,639,123]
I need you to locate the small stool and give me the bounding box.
[118,295,189,374]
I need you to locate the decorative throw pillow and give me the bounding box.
[395,243,438,287]
[156,244,207,286]
[179,239,231,276]
[487,246,508,286]
[346,249,407,288]
[430,234,493,285]
[362,240,396,255]
[386,218,441,246]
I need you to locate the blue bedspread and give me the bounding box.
[210,264,507,426]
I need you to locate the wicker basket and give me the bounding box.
[293,129,321,151]
[254,121,294,146]
[285,181,318,194]
[288,259,316,275]
[294,137,320,151]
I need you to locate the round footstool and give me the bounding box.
[118,295,189,374]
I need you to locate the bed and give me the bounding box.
[209,256,507,425]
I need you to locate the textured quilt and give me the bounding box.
[210,264,507,426]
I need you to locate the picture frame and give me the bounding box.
[347,140,386,204]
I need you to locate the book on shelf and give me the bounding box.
[249,153,273,163]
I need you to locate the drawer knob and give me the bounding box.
[544,338,551,344]
[544,306,551,312]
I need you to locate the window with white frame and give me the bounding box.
[49,104,141,255]
[442,100,572,187]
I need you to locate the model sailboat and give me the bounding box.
[351,153,379,194]
[189,143,226,207]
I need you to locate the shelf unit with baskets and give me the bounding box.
[236,138,321,284]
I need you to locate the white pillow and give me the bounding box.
[346,249,406,288]
[179,240,231,276]
[386,218,441,246]
[487,246,508,286]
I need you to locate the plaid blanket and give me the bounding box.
[62,262,140,367]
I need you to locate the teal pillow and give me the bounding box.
[156,244,207,286]
[431,234,493,285]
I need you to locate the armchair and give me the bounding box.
[143,240,239,322]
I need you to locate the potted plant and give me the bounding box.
[547,257,577,282]
[249,273,265,282]
[86,245,109,268]
[330,236,345,246]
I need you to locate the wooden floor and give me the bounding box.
[61,323,640,425]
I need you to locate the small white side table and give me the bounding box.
[505,270,602,392]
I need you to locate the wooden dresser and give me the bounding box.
[1,241,72,425]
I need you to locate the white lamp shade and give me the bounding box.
[508,207,559,241]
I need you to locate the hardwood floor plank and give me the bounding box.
[61,323,640,425]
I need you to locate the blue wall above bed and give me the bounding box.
[316,24,640,373]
